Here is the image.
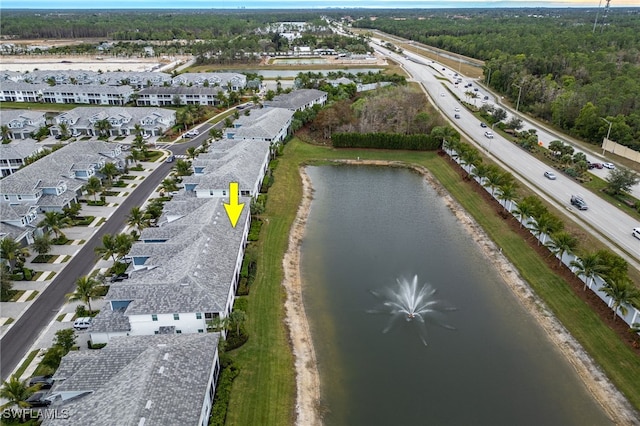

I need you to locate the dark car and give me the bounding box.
[480,122,487,128]
[570,195,588,210]
[28,375,54,389]
[26,391,52,407]
[592,162,603,169]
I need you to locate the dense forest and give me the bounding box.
[352,8,640,150]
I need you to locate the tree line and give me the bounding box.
[353,8,640,151]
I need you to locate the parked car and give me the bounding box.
[73,317,93,330]
[633,227,640,240]
[603,162,615,169]
[544,171,557,180]
[26,391,52,407]
[142,133,151,140]
[484,131,494,139]
[28,375,54,389]
[570,195,588,210]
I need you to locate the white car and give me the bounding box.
[454,107,460,112]
[633,228,640,240]
[484,131,494,139]
[142,133,151,140]
[603,162,615,169]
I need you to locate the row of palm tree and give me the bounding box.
[444,139,640,324]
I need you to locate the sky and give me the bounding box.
[1,0,638,8]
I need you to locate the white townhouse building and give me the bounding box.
[0,109,47,140]
[43,334,221,426]
[0,203,42,246]
[41,84,133,106]
[50,106,176,138]
[0,138,44,177]
[172,72,247,91]
[182,138,272,199]
[18,69,173,88]
[135,86,224,107]
[0,82,47,103]
[89,197,250,345]
[225,107,294,143]
[0,141,125,211]
[262,88,328,112]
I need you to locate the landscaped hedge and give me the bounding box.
[209,356,240,426]
[332,132,441,150]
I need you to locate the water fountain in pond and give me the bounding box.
[368,275,456,346]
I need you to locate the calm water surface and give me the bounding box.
[301,165,612,426]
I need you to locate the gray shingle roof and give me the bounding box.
[229,108,293,140]
[45,334,220,426]
[262,88,327,110]
[0,138,42,161]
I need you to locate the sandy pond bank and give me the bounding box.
[281,160,639,426]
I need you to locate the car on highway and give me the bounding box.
[484,131,494,139]
[633,228,640,240]
[590,162,603,169]
[603,162,615,169]
[454,114,461,119]
[544,171,557,180]
[570,195,588,210]
[480,122,487,128]
[454,107,460,112]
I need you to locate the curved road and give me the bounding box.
[0,134,208,381]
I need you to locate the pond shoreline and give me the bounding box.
[281,159,639,426]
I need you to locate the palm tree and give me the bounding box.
[114,233,134,260]
[100,162,119,187]
[511,197,535,228]
[228,309,247,335]
[528,213,561,245]
[1,125,10,142]
[160,178,179,194]
[94,118,112,138]
[128,148,144,165]
[186,146,198,160]
[83,176,103,201]
[485,165,506,196]
[32,234,52,257]
[59,122,70,138]
[127,206,147,235]
[95,233,119,262]
[67,275,101,314]
[0,375,32,409]
[496,182,519,212]
[545,231,578,266]
[173,159,192,177]
[1,238,29,271]
[600,277,640,321]
[209,127,223,140]
[570,252,608,291]
[39,211,69,240]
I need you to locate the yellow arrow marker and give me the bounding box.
[223,182,245,228]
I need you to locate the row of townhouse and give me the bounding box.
[28,88,328,425]
[1,71,247,90]
[0,141,126,245]
[0,107,176,143]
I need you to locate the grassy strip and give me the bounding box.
[12,350,40,379]
[227,138,640,425]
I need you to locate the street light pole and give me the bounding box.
[601,117,612,155]
[513,84,523,112]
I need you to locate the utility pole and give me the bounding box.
[513,84,523,112]
[601,117,612,155]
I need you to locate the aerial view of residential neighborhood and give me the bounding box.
[1,6,639,426]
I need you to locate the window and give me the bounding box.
[173,313,180,320]
[176,330,182,334]
[198,329,204,333]
[196,312,202,319]
[152,314,158,321]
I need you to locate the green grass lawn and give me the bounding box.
[226,138,640,425]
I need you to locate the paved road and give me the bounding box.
[371,41,640,268]
[0,136,204,381]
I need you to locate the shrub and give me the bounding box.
[208,357,240,426]
[87,340,107,350]
[23,269,32,281]
[247,219,262,241]
[76,305,90,317]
